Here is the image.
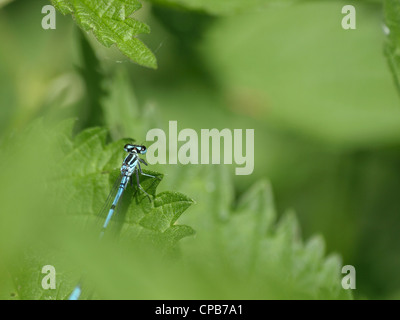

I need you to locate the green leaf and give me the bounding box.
[101,68,161,140]
[0,119,194,299]
[173,165,351,299]
[0,119,350,299]
[384,0,400,94]
[101,69,140,140]
[201,2,400,147]
[0,0,14,8]
[139,191,194,231]
[148,0,295,15]
[76,29,107,131]
[50,0,157,68]
[54,121,194,239]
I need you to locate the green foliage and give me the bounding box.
[95,61,350,298]
[0,0,13,8]
[3,0,390,300]
[0,120,195,299]
[101,68,161,140]
[0,119,350,300]
[54,121,195,245]
[147,0,295,15]
[384,0,400,93]
[201,2,400,148]
[163,164,351,299]
[50,0,157,68]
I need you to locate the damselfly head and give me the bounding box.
[124,144,147,154]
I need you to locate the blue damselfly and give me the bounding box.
[68,143,159,300]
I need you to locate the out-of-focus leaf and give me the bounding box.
[172,165,351,299]
[0,0,13,9]
[0,120,194,299]
[76,29,106,131]
[147,0,295,15]
[202,2,400,148]
[101,68,161,141]
[384,0,400,94]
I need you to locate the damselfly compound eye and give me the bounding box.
[124,144,135,152]
[139,146,147,154]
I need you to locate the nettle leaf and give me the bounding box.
[50,0,157,68]
[138,192,194,231]
[384,0,400,94]
[0,120,194,299]
[172,165,352,299]
[53,122,194,249]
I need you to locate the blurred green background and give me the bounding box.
[0,0,399,299]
